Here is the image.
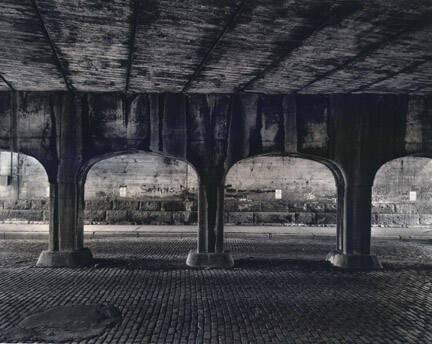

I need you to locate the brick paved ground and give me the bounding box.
[0,234,431,343]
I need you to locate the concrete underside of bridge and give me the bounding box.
[0,0,431,269]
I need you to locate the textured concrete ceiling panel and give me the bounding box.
[128,0,241,93]
[247,1,432,94]
[302,24,432,93]
[0,0,430,94]
[187,0,363,93]
[36,0,132,91]
[0,78,10,91]
[0,0,66,90]
[364,60,432,95]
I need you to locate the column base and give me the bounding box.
[186,250,234,268]
[326,251,382,270]
[36,248,93,267]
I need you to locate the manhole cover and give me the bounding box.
[4,304,122,342]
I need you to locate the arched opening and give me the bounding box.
[373,156,432,229]
[224,155,338,230]
[0,151,49,224]
[83,152,199,228]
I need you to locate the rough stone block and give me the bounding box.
[0,210,43,222]
[394,203,418,214]
[185,199,198,211]
[172,211,198,224]
[172,211,185,224]
[223,212,229,223]
[112,200,139,211]
[84,210,107,223]
[254,212,295,224]
[42,210,50,222]
[106,210,129,224]
[162,200,185,211]
[3,200,32,210]
[85,199,113,211]
[415,202,432,214]
[139,201,161,211]
[184,211,198,224]
[127,210,148,224]
[150,211,173,225]
[316,213,337,225]
[227,212,254,225]
[129,211,172,225]
[30,199,49,210]
[261,200,290,212]
[375,214,419,226]
[325,202,337,212]
[372,203,396,214]
[295,212,316,225]
[237,199,261,212]
[224,199,238,212]
[419,214,432,225]
[306,202,326,212]
[289,202,309,212]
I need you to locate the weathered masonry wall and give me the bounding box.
[1,152,432,227]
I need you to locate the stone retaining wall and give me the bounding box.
[1,153,432,227]
[1,198,430,227]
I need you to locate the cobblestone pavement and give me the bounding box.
[0,234,431,343]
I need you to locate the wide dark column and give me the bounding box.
[186,175,234,268]
[327,176,382,270]
[37,93,92,267]
[37,181,91,267]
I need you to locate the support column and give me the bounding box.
[37,181,92,267]
[186,176,234,268]
[327,181,382,270]
[37,93,92,267]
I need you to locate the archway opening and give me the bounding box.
[84,152,198,227]
[373,156,432,230]
[0,151,49,224]
[225,155,337,229]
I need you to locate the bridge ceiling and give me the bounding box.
[0,0,430,94]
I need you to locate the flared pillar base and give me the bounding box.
[326,251,382,270]
[37,248,93,267]
[186,249,234,268]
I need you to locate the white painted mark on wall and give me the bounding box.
[275,189,282,199]
[409,191,417,202]
[119,186,127,198]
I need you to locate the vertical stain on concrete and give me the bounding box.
[162,93,186,159]
[127,94,151,150]
[405,96,429,154]
[259,94,284,154]
[282,94,297,154]
[297,95,329,155]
